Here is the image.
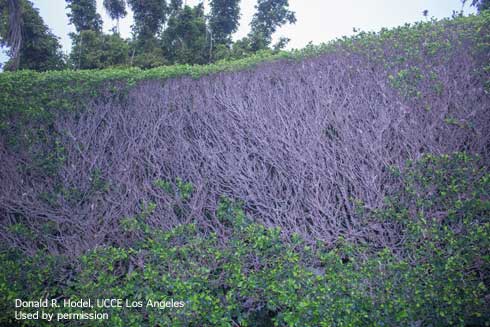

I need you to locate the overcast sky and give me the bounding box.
[1,0,477,65]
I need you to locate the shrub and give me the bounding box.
[1,153,489,326]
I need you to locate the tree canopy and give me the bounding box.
[209,0,241,46]
[127,0,167,46]
[249,0,296,49]
[472,0,490,11]
[69,29,128,69]
[162,4,209,64]
[0,0,64,71]
[65,0,102,32]
[0,0,301,70]
[103,0,127,21]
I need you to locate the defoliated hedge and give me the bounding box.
[1,11,490,327]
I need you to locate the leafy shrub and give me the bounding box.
[1,153,489,326]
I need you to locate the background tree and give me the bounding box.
[0,0,64,71]
[209,0,240,46]
[125,0,169,68]
[103,0,127,32]
[249,0,296,50]
[127,0,167,48]
[69,30,129,69]
[471,0,490,11]
[0,0,300,70]
[168,0,182,12]
[162,3,208,64]
[103,0,127,21]
[0,0,22,70]
[65,0,102,33]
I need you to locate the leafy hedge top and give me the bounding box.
[0,11,489,127]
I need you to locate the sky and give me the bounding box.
[0,0,477,65]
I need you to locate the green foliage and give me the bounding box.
[1,154,489,326]
[0,0,65,71]
[90,168,110,193]
[388,67,423,99]
[162,4,210,65]
[371,152,490,326]
[7,222,35,240]
[127,0,167,45]
[175,178,193,201]
[153,177,193,200]
[69,30,129,69]
[337,11,490,104]
[103,0,127,21]
[249,0,296,50]
[209,0,241,46]
[153,178,173,194]
[215,36,263,60]
[130,45,169,69]
[472,0,490,12]
[0,250,67,327]
[65,0,102,33]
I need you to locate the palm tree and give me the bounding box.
[6,0,22,70]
